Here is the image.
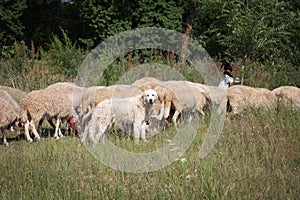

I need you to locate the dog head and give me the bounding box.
[142,89,158,105]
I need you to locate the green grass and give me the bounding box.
[0,107,299,199]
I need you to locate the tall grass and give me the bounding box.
[0,31,86,91]
[0,33,299,199]
[0,107,298,199]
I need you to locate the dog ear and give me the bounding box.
[139,92,145,102]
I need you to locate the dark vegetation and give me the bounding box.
[0,0,299,90]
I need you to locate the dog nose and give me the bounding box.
[149,99,153,104]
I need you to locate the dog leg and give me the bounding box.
[164,101,171,119]
[140,122,147,140]
[133,122,141,143]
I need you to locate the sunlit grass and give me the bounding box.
[0,107,299,199]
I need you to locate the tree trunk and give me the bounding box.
[241,54,247,85]
[181,3,199,65]
[181,24,192,64]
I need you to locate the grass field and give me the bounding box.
[0,107,299,199]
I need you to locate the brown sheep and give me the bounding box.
[0,85,26,104]
[226,85,277,114]
[271,86,300,110]
[45,82,86,137]
[131,77,162,88]
[0,99,20,146]
[163,80,212,123]
[20,88,74,142]
[0,89,20,115]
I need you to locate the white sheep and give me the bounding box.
[79,85,145,137]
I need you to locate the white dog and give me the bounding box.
[83,89,158,144]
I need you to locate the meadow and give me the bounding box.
[0,105,299,199]
[0,41,299,199]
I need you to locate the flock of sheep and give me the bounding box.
[0,77,299,146]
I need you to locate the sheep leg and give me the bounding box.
[172,110,180,125]
[24,120,33,142]
[13,120,21,136]
[58,125,63,138]
[1,128,8,146]
[50,118,63,138]
[163,101,171,119]
[54,118,61,139]
[29,120,41,141]
[158,102,165,120]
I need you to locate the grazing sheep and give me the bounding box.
[45,82,85,114]
[226,85,277,114]
[20,90,50,141]
[272,86,300,110]
[0,85,26,104]
[80,86,106,116]
[20,88,75,142]
[0,89,20,115]
[93,85,142,106]
[80,85,142,129]
[187,82,226,106]
[0,89,21,134]
[45,82,86,136]
[83,89,159,144]
[0,99,20,146]
[131,77,162,88]
[163,81,211,122]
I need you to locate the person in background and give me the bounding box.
[218,60,234,89]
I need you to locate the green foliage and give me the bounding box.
[78,0,186,47]
[0,0,299,87]
[0,0,27,57]
[22,0,81,49]
[193,0,300,87]
[44,29,86,77]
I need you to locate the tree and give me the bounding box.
[192,0,299,86]
[78,0,185,48]
[0,0,27,56]
[22,0,81,49]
